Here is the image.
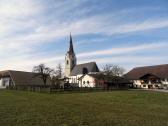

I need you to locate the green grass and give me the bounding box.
[0,90,168,126]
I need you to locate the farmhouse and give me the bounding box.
[0,70,51,89]
[124,64,168,89]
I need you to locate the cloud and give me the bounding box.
[0,0,42,17]
[107,19,168,35]
[1,41,167,72]
[0,1,167,72]
[77,42,168,58]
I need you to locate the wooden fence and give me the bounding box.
[7,83,132,93]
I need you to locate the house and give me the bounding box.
[124,64,168,89]
[0,70,51,89]
[78,73,132,88]
[64,34,99,87]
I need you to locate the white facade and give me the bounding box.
[69,74,96,87]
[65,53,76,77]
[79,74,96,87]
[161,78,168,89]
[0,77,10,89]
[132,79,168,89]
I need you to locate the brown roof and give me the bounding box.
[0,70,51,86]
[124,64,168,80]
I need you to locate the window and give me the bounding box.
[87,81,89,84]
[2,80,7,87]
[83,81,85,84]
[67,60,69,65]
[82,67,88,74]
[143,85,146,87]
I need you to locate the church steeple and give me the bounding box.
[65,33,77,77]
[69,33,74,54]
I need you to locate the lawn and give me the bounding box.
[0,90,168,126]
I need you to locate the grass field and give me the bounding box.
[0,90,168,126]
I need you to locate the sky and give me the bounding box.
[0,0,168,72]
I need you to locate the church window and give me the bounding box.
[87,81,89,84]
[67,60,69,65]
[83,81,85,84]
[82,67,88,74]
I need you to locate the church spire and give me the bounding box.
[69,33,74,54]
[65,33,77,77]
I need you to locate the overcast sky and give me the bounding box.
[0,0,168,72]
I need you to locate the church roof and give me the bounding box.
[70,62,99,76]
[124,64,168,80]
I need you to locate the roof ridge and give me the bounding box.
[133,64,168,69]
[8,70,35,74]
[76,62,96,66]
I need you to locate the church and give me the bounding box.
[64,34,100,87]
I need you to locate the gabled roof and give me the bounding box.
[124,64,168,80]
[0,70,51,86]
[70,62,99,76]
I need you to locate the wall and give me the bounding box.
[69,75,96,87]
[133,80,142,88]
[0,77,10,89]
[132,79,167,89]
[69,75,83,86]
[79,75,95,87]
[161,78,168,89]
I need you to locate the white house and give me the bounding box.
[124,64,168,89]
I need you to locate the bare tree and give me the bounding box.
[33,64,54,85]
[102,64,125,76]
[55,63,63,78]
[51,63,63,86]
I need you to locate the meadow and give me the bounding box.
[0,90,168,126]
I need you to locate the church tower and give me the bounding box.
[65,34,77,77]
